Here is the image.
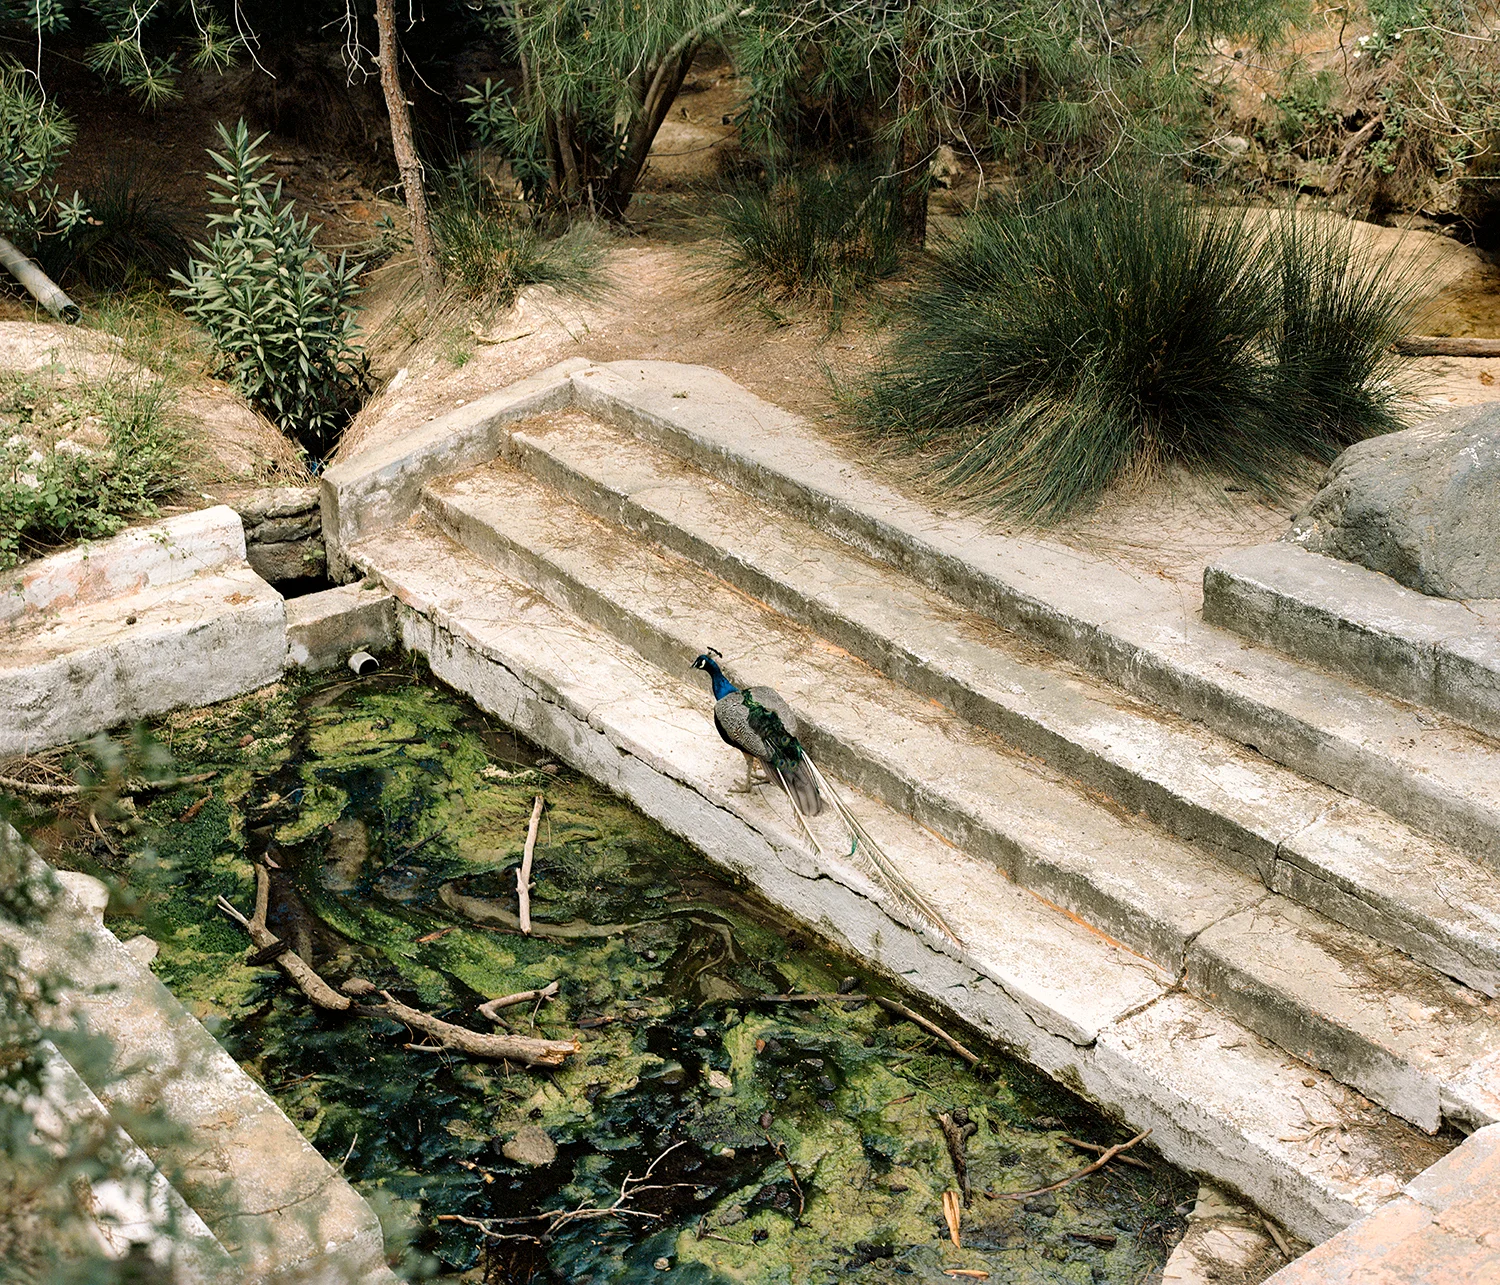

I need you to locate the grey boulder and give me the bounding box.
[1285,403,1500,600]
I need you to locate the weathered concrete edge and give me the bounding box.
[1,506,247,626]
[1264,1124,1500,1283]
[285,581,397,672]
[321,358,591,578]
[1203,544,1500,740]
[0,825,394,1284]
[395,600,1404,1245]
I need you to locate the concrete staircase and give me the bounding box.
[326,360,1500,1246]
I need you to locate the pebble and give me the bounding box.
[654,1257,670,1271]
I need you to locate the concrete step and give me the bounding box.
[0,831,393,1283]
[567,361,1500,865]
[418,462,1500,1132]
[347,516,1453,1244]
[504,409,1500,998]
[424,458,1267,974]
[1204,542,1500,740]
[0,560,286,756]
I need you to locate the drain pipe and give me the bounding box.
[0,235,79,323]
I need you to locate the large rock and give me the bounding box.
[1285,405,1500,600]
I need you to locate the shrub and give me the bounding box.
[431,166,606,310]
[39,158,190,289]
[716,168,904,316]
[0,57,87,248]
[857,179,1421,521]
[172,121,368,462]
[0,374,191,568]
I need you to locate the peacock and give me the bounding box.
[690,649,959,944]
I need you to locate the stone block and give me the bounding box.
[321,357,589,577]
[247,538,326,584]
[1,506,246,626]
[285,581,397,671]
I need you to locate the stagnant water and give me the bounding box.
[102,664,1190,1282]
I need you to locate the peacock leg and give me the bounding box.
[729,752,766,794]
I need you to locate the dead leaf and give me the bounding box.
[178,789,213,823]
[238,733,255,747]
[941,1189,962,1247]
[1481,370,1495,386]
[943,1272,990,1281]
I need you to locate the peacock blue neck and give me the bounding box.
[701,657,737,701]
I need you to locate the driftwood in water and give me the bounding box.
[218,867,579,1067]
[1394,336,1500,358]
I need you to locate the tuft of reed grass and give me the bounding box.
[431,167,606,311]
[715,167,905,318]
[857,178,1423,522]
[40,159,190,289]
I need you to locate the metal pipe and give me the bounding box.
[0,235,79,323]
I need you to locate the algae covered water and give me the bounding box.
[109,665,1190,1283]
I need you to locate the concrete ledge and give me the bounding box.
[0,826,394,1283]
[320,358,590,578]
[1266,1124,1500,1283]
[0,506,246,626]
[1204,543,1500,739]
[0,563,287,757]
[285,581,396,671]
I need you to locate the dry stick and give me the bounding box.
[1394,336,1500,358]
[518,793,544,936]
[937,1112,977,1206]
[989,1128,1152,1201]
[216,891,351,1012]
[1060,1135,1150,1171]
[1263,1218,1292,1259]
[0,770,215,798]
[765,1134,805,1220]
[754,993,980,1066]
[342,980,579,1067]
[1325,114,1384,194]
[478,981,560,1023]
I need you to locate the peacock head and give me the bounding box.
[690,647,736,698]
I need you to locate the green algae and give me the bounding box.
[100,665,1191,1283]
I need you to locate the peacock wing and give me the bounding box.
[743,686,798,738]
[714,692,772,759]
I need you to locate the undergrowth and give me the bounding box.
[431,165,606,312]
[38,157,189,290]
[715,167,905,320]
[858,177,1423,522]
[0,370,191,568]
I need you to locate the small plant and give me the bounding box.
[0,373,191,568]
[857,177,1421,522]
[0,57,88,248]
[716,168,905,317]
[172,121,368,462]
[431,165,606,311]
[39,158,190,289]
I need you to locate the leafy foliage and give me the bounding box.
[431,164,606,309]
[858,177,1420,522]
[0,58,87,246]
[715,167,903,316]
[173,121,368,462]
[0,372,191,568]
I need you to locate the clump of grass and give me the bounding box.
[0,372,191,568]
[38,158,189,289]
[857,178,1421,522]
[716,167,904,317]
[431,167,606,310]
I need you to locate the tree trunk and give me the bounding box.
[895,2,931,248]
[374,0,441,300]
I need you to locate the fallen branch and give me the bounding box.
[988,1128,1152,1201]
[749,992,980,1066]
[1394,335,1500,358]
[1325,114,1383,194]
[938,1111,977,1205]
[343,979,578,1067]
[0,770,216,798]
[518,793,543,936]
[440,883,639,939]
[1061,1135,1149,1170]
[478,980,559,1023]
[437,1141,695,1240]
[217,875,580,1067]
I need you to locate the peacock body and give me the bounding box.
[690,650,959,945]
